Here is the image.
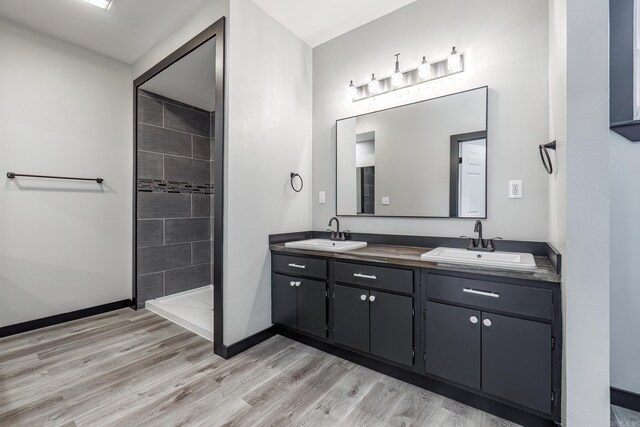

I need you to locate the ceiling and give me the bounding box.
[140,38,216,112]
[0,0,207,63]
[252,0,419,47]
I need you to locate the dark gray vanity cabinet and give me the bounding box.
[425,301,481,389]
[271,254,328,339]
[272,273,327,338]
[332,261,416,367]
[271,245,562,426]
[333,284,370,353]
[481,312,552,415]
[272,273,298,329]
[425,273,555,416]
[333,284,414,366]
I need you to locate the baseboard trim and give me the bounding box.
[612,387,640,413]
[220,326,277,359]
[0,299,133,338]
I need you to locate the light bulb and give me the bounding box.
[347,80,357,100]
[447,46,462,72]
[391,72,404,87]
[418,56,431,79]
[391,53,404,87]
[368,74,380,94]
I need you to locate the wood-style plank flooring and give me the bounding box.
[0,308,637,426]
[612,405,640,427]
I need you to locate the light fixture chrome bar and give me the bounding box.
[351,54,464,102]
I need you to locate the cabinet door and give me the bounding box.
[333,284,369,353]
[272,274,297,329]
[297,278,327,338]
[370,291,414,366]
[482,312,552,414]
[425,302,481,389]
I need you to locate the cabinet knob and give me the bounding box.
[470,316,478,324]
[290,281,295,287]
[369,295,376,302]
[483,318,492,327]
[360,295,367,301]
[295,281,301,287]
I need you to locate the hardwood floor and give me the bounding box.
[0,308,636,426]
[0,308,518,426]
[612,405,640,427]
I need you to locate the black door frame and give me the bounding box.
[132,17,226,357]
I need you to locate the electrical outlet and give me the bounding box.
[508,180,523,199]
[319,191,326,204]
[382,197,390,205]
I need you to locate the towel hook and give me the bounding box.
[539,141,556,174]
[290,172,303,192]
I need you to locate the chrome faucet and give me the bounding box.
[463,220,501,252]
[327,217,349,241]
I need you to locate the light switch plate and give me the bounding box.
[508,180,523,199]
[382,196,390,205]
[319,191,326,204]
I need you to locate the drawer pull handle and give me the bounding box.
[463,288,499,298]
[470,316,478,324]
[360,294,367,301]
[483,318,492,327]
[288,263,306,269]
[295,282,301,287]
[354,273,377,280]
[290,281,295,287]
[369,295,376,302]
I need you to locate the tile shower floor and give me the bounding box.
[146,285,213,341]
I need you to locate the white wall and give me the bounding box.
[610,131,640,395]
[0,19,132,327]
[313,0,550,240]
[549,0,611,424]
[224,0,312,345]
[131,0,229,80]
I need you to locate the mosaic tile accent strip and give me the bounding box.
[137,179,213,194]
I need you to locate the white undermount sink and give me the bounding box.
[285,238,367,252]
[421,247,536,271]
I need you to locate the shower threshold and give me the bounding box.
[146,285,213,342]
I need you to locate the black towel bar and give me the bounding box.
[7,172,104,184]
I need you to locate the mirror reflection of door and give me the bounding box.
[458,138,486,217]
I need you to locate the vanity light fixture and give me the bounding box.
[391,53,404,87]
[418,56,431,79]
[82,0,114,10]
[447,46,462,72]
[368,74,380,94]
[347,80,358,100]
[348,46,464,102]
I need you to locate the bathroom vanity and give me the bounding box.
[270,232,561,427]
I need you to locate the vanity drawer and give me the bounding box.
[335,262,413,295]
[426,274,552,320]
[272,254,327,280]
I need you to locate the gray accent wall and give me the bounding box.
[136,90,215,308]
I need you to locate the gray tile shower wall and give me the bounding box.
[136,90,215,308]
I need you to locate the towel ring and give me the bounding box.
[290,172,303,192]
[539,141,556,175]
